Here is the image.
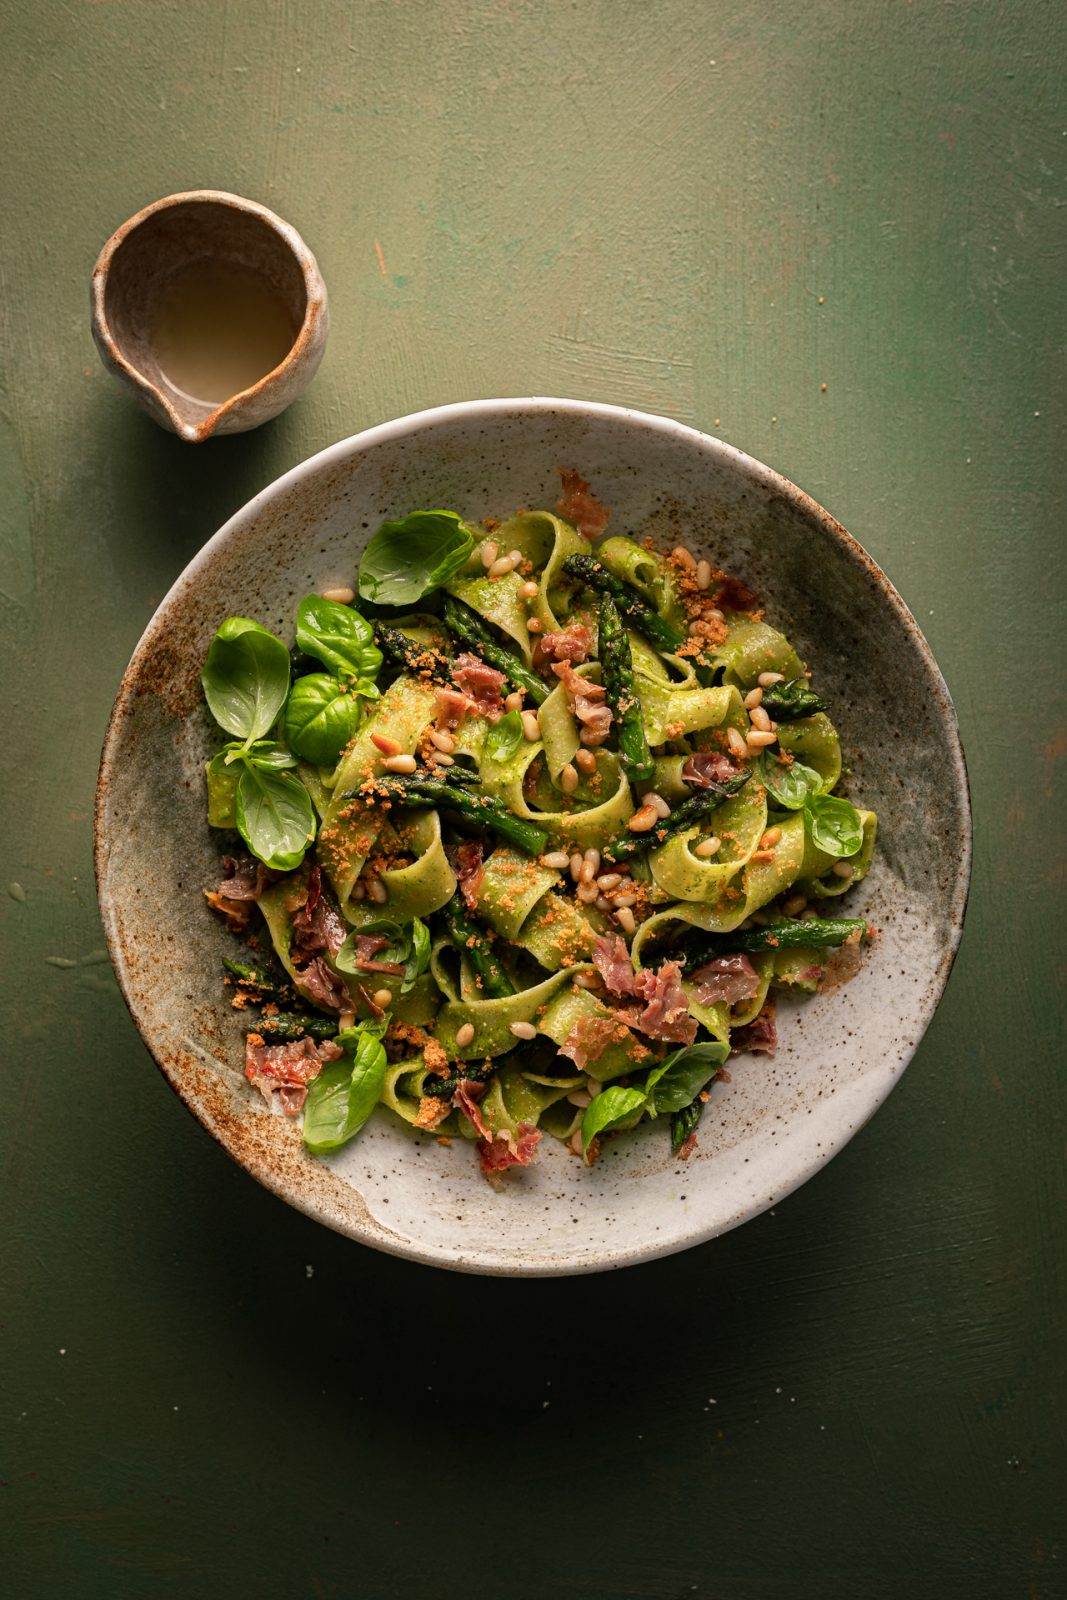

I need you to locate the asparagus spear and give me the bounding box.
[599,595,655,782]
[440,894,516,999]
[366,774,549,856]
[679,916,868,967]
[601,772,750,864]
[760,678,827,721]
[223,957,290,997]
[419,1061,497,1100]
[254,1013,339,1042]
[670,1098,704,1155]
[440,595,548,705]
[561,554,686,654]
[373,623,449,681]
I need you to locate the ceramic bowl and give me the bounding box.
[95,399,971,1275]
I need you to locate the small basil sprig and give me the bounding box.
[201,617,317,869]
[757,754,863,864]
[757,752,823,811]
[580,1041,728,1160]
[334,916,432,994]
[202,617,292,743]
[805,794,863,858]
[284,673,364,765]
[295,596,382,687]
[483,709,524,765]
[580,1086,648,1154]
[643,1040,729,1115]
[358,510,476,607]
[302,1021,389,1155]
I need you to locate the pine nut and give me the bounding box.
[431,751,455,766]
[760,826,782,849]
[744,686,764,709]
[382,753,417,773]
[615,906,636,936]
[644,791,671,819]
[352,882,366,902]
[695,559,713,590]
[583,848,601,880]
[573,971,600,989]
[596,895,613,913]
[597,872,622,892]
[577,882,598,904]
[541,850,570,870]
[567,1089,592,1108]
[672,545,697,571]
[832,861,855,879]
[707,608,725,624]
[750,705,772,732]
[488,555,513,578]
[519,580,539,600]
[371,733,402,756]
[560,763,579,795]
[578,856,596,885]
[569,852,583,881]
[429,729,456,752]
[480,540,499,569]
[574,747,597,773]
[693,836,721,859]
[320,585,354,604]
[455,1022,475,1048]
[521,711,541,741]
[579,727,609,747]
[627,805,658,832]
[504,690,524,712]
[509,1020,537,1040]
[366,876,388,904]
[612,892,638,908]
[746,729,777,750]
[373,988,393,1010]
[526,617,543,633]
[727,727,750,760]
[758,671,785,687]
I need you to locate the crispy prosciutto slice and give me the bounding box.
[454,1078,491,1141]
[619,961,697,1045]
[681,751,744,789]
[453,654,506,721]
[291,865,346,960]
[449,839,485,909]
[730,1003,777,1056]
[556,467,610,540]
[689,953,761,1007]
[245,1035,343,1116]
[297,956,349,1013]
[434,686,481,729]
[204,855,269,931]
[593,935,637,996]
[535,622,592,670]
[478,1123,542,1176]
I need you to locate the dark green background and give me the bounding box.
[2,2,1063,1595]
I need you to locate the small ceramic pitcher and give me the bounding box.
[91,190,328,442]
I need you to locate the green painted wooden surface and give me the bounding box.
[1,2,1063,1595]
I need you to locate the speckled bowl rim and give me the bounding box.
[95,398,972,1275]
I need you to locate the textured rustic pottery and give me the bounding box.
[95,399,971,1275]
[90,190,328,442]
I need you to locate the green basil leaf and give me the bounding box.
[581,1085,648,1153]
[644,1040,729,1115]
[295,596,383,682]
[483,709,524,765]
[201,617,290,742]
[757,752,823,811]
[302,1026,389,1155]
[234,764,316,871]
[402,917,432,993]
[358,510,476,607]
[283,673,364,764]
[246,740,298,770]
[805,794,863,858]
[205,751,238,828]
